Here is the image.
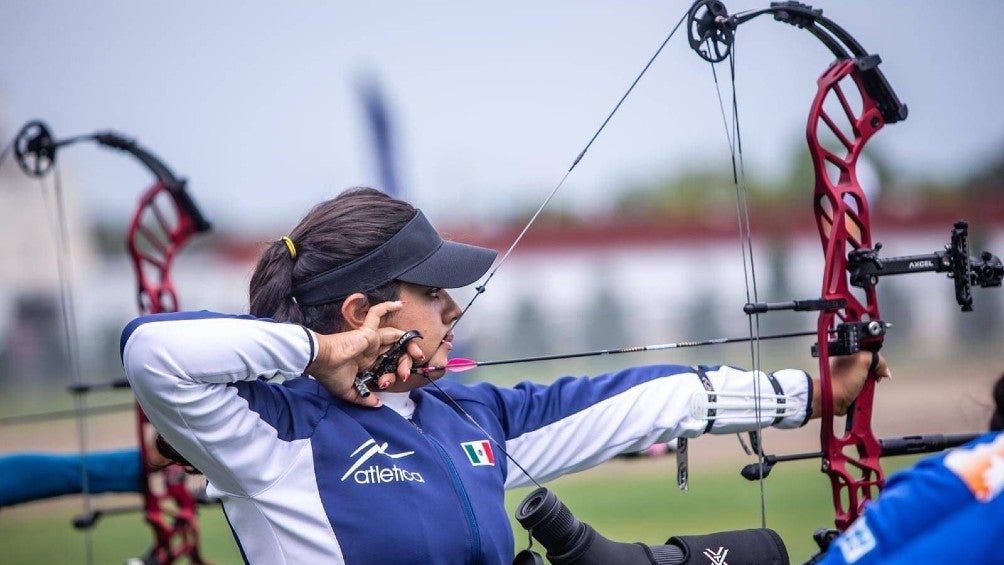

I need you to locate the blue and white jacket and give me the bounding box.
[121,311,813,564]
[820,431,1004,565]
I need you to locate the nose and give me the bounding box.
[441,290,461,324]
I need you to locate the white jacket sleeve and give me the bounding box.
[499,364,811,488]
[121,312,317,496]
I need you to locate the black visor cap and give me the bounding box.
[292,211,497,306]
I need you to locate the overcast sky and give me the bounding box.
[1,1,1001,234]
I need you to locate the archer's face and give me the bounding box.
[383,282,460,391]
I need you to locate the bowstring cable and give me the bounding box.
[0,138,13,170]
[44,165,95,564]
[730,46,769,530]
[707,39,767,528]
[445,11,689,344]
[419,11,690,488]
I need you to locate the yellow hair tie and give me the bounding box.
[281,236,297,260]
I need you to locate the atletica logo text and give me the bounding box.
[342,439,424,485]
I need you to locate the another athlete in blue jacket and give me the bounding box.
[122,187,883,564]
[0,450,140,507]
[820,375,1004,565]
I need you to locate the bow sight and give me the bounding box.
[847,221,1004,312]
[745,218,1004,355]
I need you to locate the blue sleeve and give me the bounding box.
[439,364,727,487]
[880,493,1004,564]
[820,431,1004,565]
[465,364,698,440]
[0,449,141,507]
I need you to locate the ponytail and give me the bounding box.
[248,187,415,334]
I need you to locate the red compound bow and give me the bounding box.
[685,0,1002,553]
[12,120,212,564]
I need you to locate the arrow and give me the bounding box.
[414,330,819,374]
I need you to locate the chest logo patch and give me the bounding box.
[461,440,495,466]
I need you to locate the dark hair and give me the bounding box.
[249,187,416,333]
[991,373,1004,432]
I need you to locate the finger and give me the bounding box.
[362,300,404,330]
[406,341,426,365]
[873,353,892,381]
[377,372,396,391]
[396,354,413,383]
[378,326,406,346]
[351,389,383,409]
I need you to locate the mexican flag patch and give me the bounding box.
[461,440,495,466]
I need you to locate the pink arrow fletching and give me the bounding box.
[443,358,478,372]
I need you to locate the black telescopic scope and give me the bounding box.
[514,487,685,565]
[514,487,790,565]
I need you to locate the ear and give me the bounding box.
[340,293,371,330]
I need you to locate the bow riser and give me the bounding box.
[126,178,210,564]
[138,409,203,563]
[808,58,886,531]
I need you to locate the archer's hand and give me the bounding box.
[813,351,891,417]
[306,301,422,408]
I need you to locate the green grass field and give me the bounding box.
[0,454,921,564]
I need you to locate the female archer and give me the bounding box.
[122,187,884,564]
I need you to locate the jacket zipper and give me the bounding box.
[410,417,482,564]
